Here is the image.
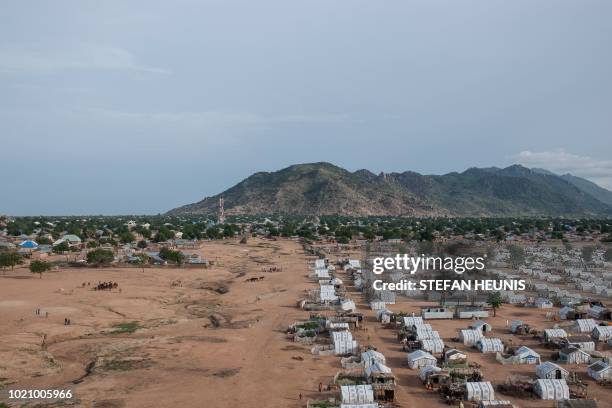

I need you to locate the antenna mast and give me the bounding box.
[218,197,226,224]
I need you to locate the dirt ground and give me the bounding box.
[1,238,611,408]
[0,238,333,408]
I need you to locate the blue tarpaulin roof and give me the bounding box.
[19,240,39,249]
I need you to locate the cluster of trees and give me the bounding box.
[0,253,52,278]
[86,249,114,266]
[237,215,612,243]
[4,215,612,248]
[0,252,23,271]
[159,247,183,265]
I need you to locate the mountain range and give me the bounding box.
[167,163,612,217]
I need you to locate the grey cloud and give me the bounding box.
[0,43,169,74]
[516,150,612,189]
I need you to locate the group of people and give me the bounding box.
[299,382,329,401]
[93,281,119,291]
[35,308,71,326]
[81,281,120,291]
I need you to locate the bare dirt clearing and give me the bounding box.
[0,238,321,408]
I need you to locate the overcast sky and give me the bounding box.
[1,1,611,215]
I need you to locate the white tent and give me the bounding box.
[558,347,591,364]
[470,320,492,334]
[543,329,567,342]
[315,268,330,279]
[566,336,595,351]
[572,319,597,333]
[364,362,392,379]
[348,259,361,269]
[370,300,386,311]
[592,325,612,341]
[536,361,568,380]
[418,365,442,382]
[478,401,515,407]
[558,306,573,319]
[319,284,338,302]
[340,299,356,312]
[459,329,484,346]
[327,321,350,331]
[476,338,504,353]
[410,323,433,331]
[444,349,467,364]
[333,331,358,355]
[340,404,378,408]
[533,379,569,400]
[314,259,326,269]
[414,328,441,341]
[402,316,424,327]
[340,384,374,404]
[509,320,524,333]
[406,350,437,369]
[514,346,541,364]
[421,338,445,354]
[376,308,393,323]
[378,290,396,304]
[587,360,612,381]
[534,298,553,308]
[588,305,607,318]
[465,381,495,401]
[361,349,385,368]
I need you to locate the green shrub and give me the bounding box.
[111,321,141,334]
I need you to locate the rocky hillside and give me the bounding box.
[167,162,612,217]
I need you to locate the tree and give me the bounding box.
[159,247,183,265]
[137,240,148,249]
[53,241,70,254]
[488,292,502,317]
[136,226,152,239]
[581,245,595,263]
[268,226,279,237]
[205,227,220,239]
[154,226,174,242]
[507,244,525,268]
[37,236,52,245]
[30,260,51,278]
[87,240,99,248]
[133,252,149,272]
[86,249,114,266]
[336,236,349,244]
[604,248,612,263]
[0,252,24,272]
[119,231,135,244]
